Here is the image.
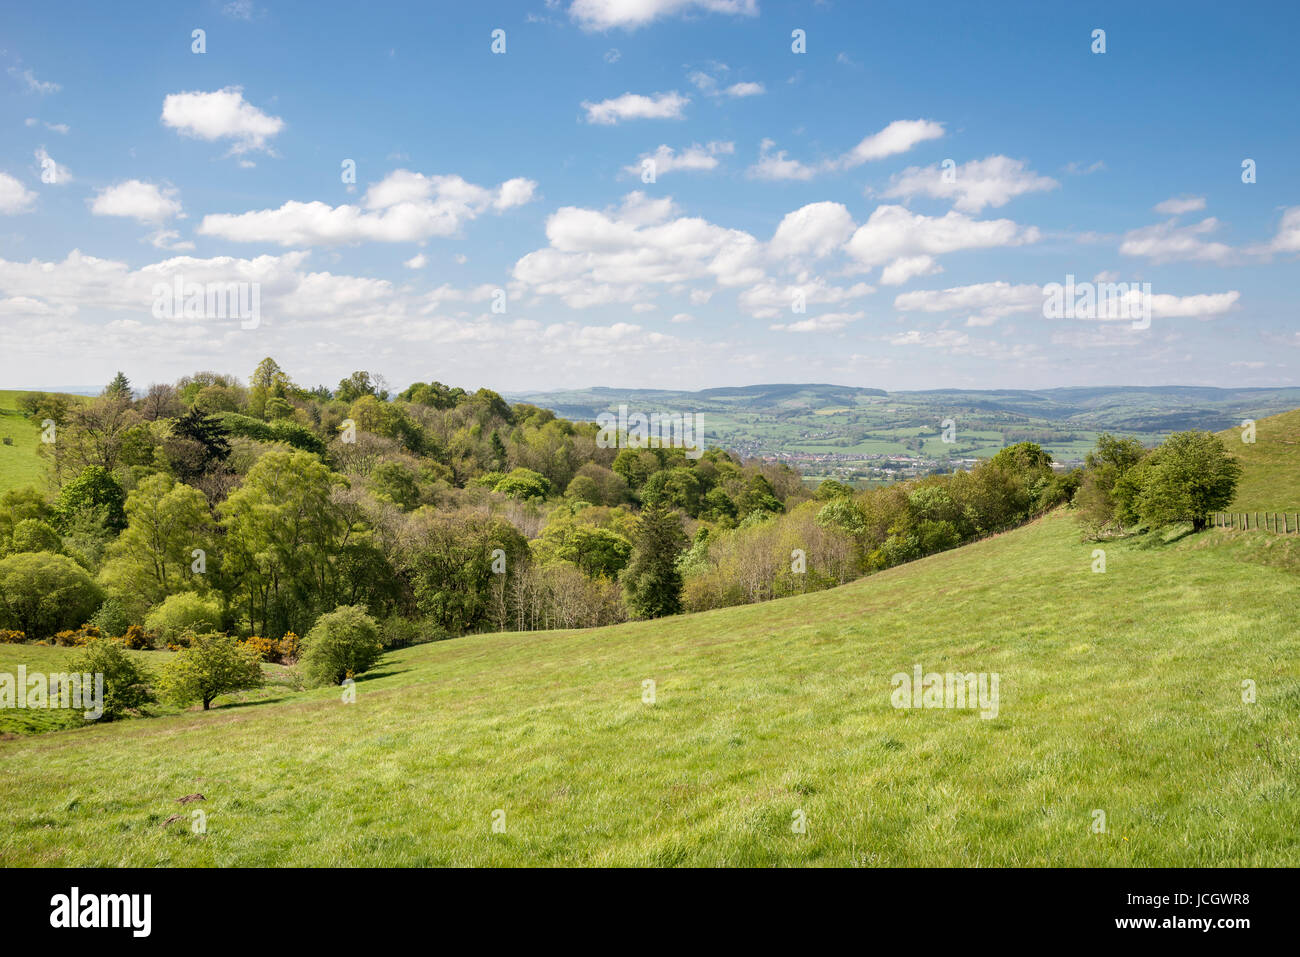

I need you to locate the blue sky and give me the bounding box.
[1,0,1297,393]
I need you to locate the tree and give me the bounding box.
[299,604,383,686]
[144,592,224,644]
[156,633,265,710]
[99,474,211,613]
[103,371,132,400]
[9,518,61,555]
[248,357,291,420]
[1130,431,1242,531]
[220,449,350,638]
[1075,434,1148,535]
[623,503,687,619]
[165,407,232,482]
[0,552,104,639]
[494,467,551,501]
[67,638,154,721]
[53,465,127,532]
[44,395,139,482]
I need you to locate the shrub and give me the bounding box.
[67,637,154,721]
[155,633,265,710]
[144,593,223,644]
[90,598,131,639]
[10,518,62,554]
[118,624,152,650]
[0,552,104,639]
[241,635,282,663]
[0,629,26,644]
[300,605,383,686]
[53,625,101,647]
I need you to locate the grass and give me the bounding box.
[0,391,50,495]
[1217,408,1300,510]
[1,510,1296,866]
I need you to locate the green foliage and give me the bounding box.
[1130,431,1242,530]
[494,467,552,501]
[623,503,687,619]
[10,518,61,554]
[155,632,265,710]
[53,466,126,532]
[0,551,103,639]
[300,604,383,686]
[216,412,326,455]
[67,637,154,720]
[144,592,223,643]
[89,597,131,638]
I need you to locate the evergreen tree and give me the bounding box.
[103,371,132,400]
[623,502,687,619]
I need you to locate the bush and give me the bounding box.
[0,629,26,644]
[0,551,104,639]
[155,633,265,710]
[118,624,153,650]
[144,592,223,643]
[300,605,383,686]
[90,597,131,638]
[53,625,101,647]
[67,637,154,721]
[241,635,282,663]
[10,518,61,554]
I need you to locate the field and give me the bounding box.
[1218,409,1300,510]
[2,510,1297,866]
[0,391,50,494]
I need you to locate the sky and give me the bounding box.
[1,0,1297,394]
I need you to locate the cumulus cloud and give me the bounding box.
[1119,217,1234,264]
[624,142,733,177]
[161,87,284,156]
[738,278,873,320]
[90,180,183,224]
[894,281,1041,326]
[881,155,1058,212]
[845,205,1041,273]
[569,0,758,31]
[749,119,944,180]
[768,202,856,260]
[770,310,863,333]
[198,170,538,245]
[581,91,689,124]
[879,255,942,286]
[9,67,60,95]
[748,138,817,181]
[0,172,38,214]
[512,191,765,307]
[1258,206,1300,255]
[1153,195,1206,216]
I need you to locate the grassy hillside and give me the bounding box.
[1217,408,1300,510]
[0,391,50,494]
[2,511,1296,867]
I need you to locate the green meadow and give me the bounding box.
[2,510,1296,866]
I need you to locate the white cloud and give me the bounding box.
[771,310,862,333]
[624,142,733,177]
[836,119,945,168]
[881,155,1058,212]
[198,170,538,245]
[894,281,1042,326]
[748,138,817,181]
[222,0,257,19]
[513,191,765,307]
[1119,217,1233,264]
[0,173,37,214]
[569,0,758,31]
[845,204,1041,270]
[722,81,764,98]
[1260,206,1300,255]
[404,253,428,269]
[26,118,69,134]
[886,328,1037,360]
[670,312,695,323]
[739,278,873,320]
[768,202,855,260]
[90,180,183,224]
[161,87,285,156]
[9,67,60,95]
[581,91,689,124]
[879,255,942,286]
[1153,195,1206,216]
[34,147,72,185]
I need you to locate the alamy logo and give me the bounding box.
[151,274,261,329]
[595,404,705,460]
[0,667,103,720]
[50,887,151,937]
[891,664,1000,719]
[1041,274,1152,329]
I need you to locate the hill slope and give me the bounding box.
[1218,408,1300,510]
[2,511,1296,867]
[0,391,49,494]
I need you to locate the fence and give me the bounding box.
[1209,512,1300,533]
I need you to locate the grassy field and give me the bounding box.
[1218,408,1300,510]
[2,510,1296,866]
[0,391,50,494]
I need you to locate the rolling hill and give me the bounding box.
[2,507,1296,866]
[0,392,51,494]
[1218,408,1300,510]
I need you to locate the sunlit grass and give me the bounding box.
[1,511,1295,866]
